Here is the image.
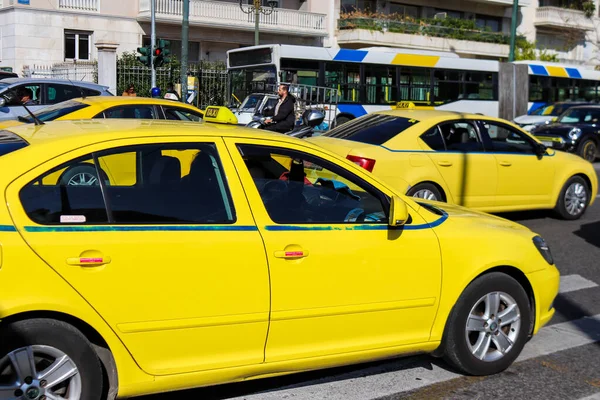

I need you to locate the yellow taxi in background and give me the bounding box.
[0,120,558,399]
[310,109,598,220]
[0,96,217,129]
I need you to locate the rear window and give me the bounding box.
[19,100,90,123]
[324,114,419,145]
[0,130,28,157]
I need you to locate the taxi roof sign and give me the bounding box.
[203,106,238,125]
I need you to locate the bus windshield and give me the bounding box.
[229,66,277,105]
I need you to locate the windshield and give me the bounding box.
[229,65,277,105]
[558,108,600,124]
[239,94,266,111]
[0,82,10,92]
[18,100,89,123]
[324,114,420,145]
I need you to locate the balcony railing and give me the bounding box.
[339,18,514,45]
[58,0,99,12]
[535,6,595,30]
[138,0,327,37]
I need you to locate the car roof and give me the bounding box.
[0,78,108,90]
[75,96,203,109]
[373,109,489,121]
[567,105,600,109]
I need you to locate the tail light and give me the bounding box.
[347,155,376,172]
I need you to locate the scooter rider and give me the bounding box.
[264,84,296,133]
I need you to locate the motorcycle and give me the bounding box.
[245,108,325,138]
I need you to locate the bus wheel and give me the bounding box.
[334,116,352,127]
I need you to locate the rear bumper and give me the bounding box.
[527,264,560,335]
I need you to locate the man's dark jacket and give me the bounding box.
[272,94,296,132]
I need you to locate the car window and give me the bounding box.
[558,108,600,124]
[420,126,446,151]
[12,84,41,105]
[324,114,420,146]
[437,121,483,152]
[19,142,236,225]
[237,144,388,225]
[479,121,535,154]
[46,84,82,105]
[99,105,158,119]
[19,100,90,123]
[162,107,203,122]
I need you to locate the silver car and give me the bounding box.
[0,78,112,121]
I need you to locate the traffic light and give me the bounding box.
[136,45,151,67]
[159,39,171,64]
[153,47,164,68]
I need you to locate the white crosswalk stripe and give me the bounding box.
[230,274,600,400]
[559,274,599,293]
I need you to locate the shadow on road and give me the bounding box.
[573,221,600,249]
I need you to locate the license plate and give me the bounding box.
[542,141,554,147]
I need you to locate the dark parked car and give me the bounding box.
[532,105,600,162]
[0,71,18,80]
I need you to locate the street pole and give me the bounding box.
[151,0,156,89]
[509,0,518,62]
[181,0,189,103]
[254,0,260,46]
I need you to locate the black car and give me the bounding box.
[532,105,600,162]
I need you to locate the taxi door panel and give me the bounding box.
[6,137,270,376]
[424,121,497,208]
[225,138,442,362]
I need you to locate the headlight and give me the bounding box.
[568,128,582,140]
[533,236,554,265]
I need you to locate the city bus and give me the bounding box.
[227,44,600,127]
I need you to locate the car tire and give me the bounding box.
[59,164,107,186]
[442,272,531,376]
[577,138,598,163]
[0,318,104,399]
[554,175,590,220]
[407,183,444,202]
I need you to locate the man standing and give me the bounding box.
[264,84,296,133]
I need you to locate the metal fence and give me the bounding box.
[116,60,229,109]
[22,61,98,83]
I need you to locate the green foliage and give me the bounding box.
[514,38,560,62]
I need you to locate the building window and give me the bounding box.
[65,31,91,61]
[475,15,502,32]
[341,0,377,13]
[390,3,419,19]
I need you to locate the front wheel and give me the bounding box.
[0,319,104,399]
[407,183,444,202]
[554,176,590,220]
[442,272,531,376]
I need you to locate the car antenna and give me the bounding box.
[67,77,86,100]
[22,103,44,126]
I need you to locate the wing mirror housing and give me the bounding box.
[389,195,409,227]
[535,142,547,158]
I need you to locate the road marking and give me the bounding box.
[578,394,600,400]
[560,274,599,294]
[232,314,600,400]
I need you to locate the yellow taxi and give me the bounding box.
[310,109,598,220]
[0,96,215,129]
[0,120,559,399]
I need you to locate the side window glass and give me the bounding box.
[96,143,235,224]
[163,107,202,122]
[19,156,108,225]
[14,84,41,105]
[46,84,79,105]
[105,106,157,119]
[237,144,388,225]
[482,121,535,154]
[438,121,483,152]
[420,126,446,151]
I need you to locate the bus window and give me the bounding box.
[325,62,360,103]
[400,67,431,104]
[280,58,319,86]
[365,65,396,104]
[433,70,463,102]
[464,72,495,100]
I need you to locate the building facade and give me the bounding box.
[0,0,599,75]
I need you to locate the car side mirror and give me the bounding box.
[535,143,547,158]
[389,195,409,227]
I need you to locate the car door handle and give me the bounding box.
[499,161,512,167]
[274,249,309,259]
[66,256,112,267]
[437,161,453,167]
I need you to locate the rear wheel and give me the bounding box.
[407,183,444,202]
[577,139,597,163]
[0,319,104,400]
[442,273,531,376]
[554,176,590,220]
